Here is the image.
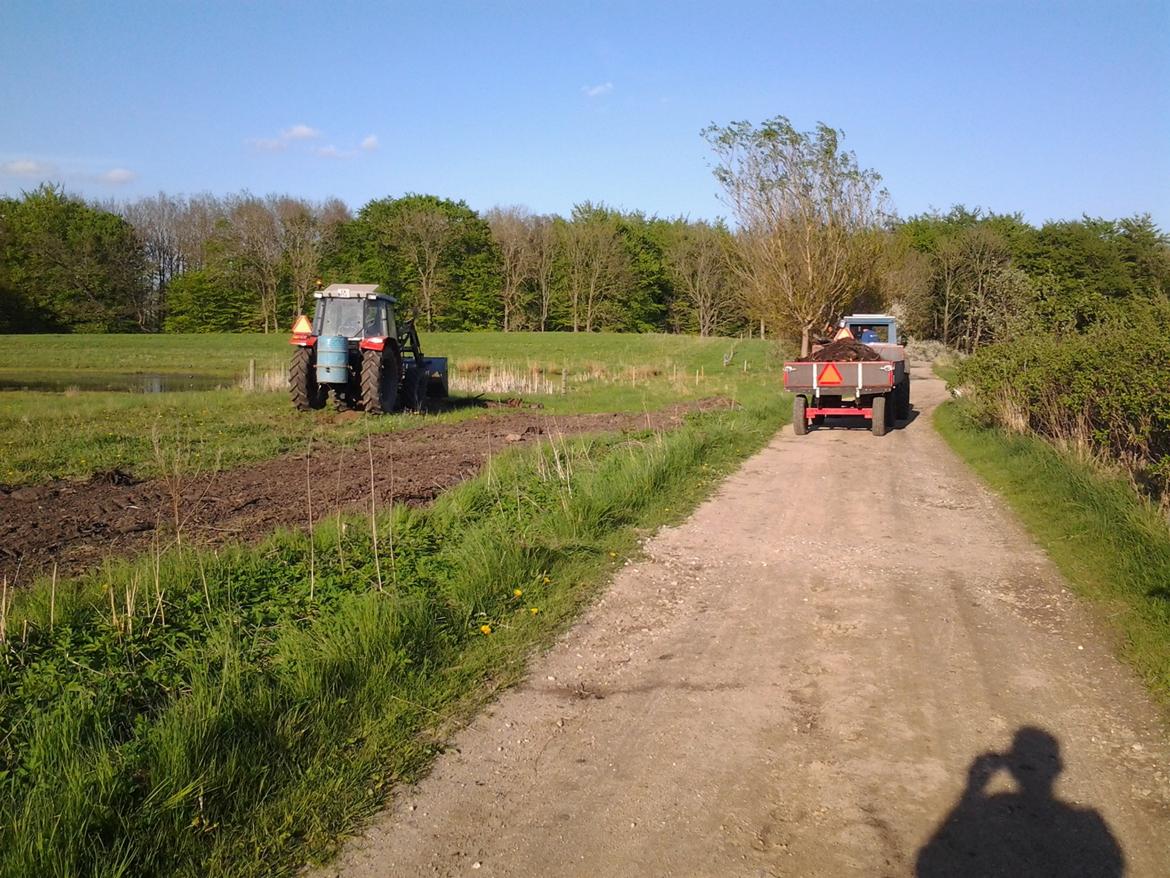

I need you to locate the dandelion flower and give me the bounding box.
[543,576,551,584]
[480,624,492,635]
[608,552,617,558]
[530,607,540,615]
[513,588,523,597]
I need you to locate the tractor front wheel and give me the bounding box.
[290,347,327,411]
[361,348,400,414]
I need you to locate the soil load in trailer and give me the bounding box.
[783,314,911,437]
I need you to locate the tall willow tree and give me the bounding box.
[703,117,889,354]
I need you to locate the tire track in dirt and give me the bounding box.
[0,401,727,584]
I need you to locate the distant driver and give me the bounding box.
[859,327,880,343]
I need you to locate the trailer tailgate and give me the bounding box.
[782,360,898,394]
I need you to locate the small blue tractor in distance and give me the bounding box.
[288,283,448,414]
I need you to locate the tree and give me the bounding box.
[561,203,633,332]
[486,205,535,331]
[119,193,184,330]
[529,215,558,331]
[222,195,282,332]
[276,196,349,319]
[703,116,889,354]
[663,220,735,336]
[320,194,500,330]
[394,204,453,330]
[163,267,253,332]
[0,184,147,332]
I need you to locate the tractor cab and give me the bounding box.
[310,285,397,343]
[839,314,899,346]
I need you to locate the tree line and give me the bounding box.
[2,117,1167,351]
[0,186,744,337]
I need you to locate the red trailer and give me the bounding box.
[782,315,911,437]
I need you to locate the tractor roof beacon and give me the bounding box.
[288,283,448,414]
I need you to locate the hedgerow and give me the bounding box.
[951,297,1170,499]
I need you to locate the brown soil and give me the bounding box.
[0,401,728,584]
[804,338,882,362]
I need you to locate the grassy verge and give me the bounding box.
[0,333,779,485]
[0,398,784,877]
[935,402,1170,706]
[931,360,958,385]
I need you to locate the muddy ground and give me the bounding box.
[0,401,726,584]
[318,368,1170,877]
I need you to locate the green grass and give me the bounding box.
[935,402,1170,706]
[0,333,781,485]
[932,359,959,384]
[0,397,785,878]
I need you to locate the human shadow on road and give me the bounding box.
[915,726,1124,877]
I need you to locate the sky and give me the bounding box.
[1,1,1168,227]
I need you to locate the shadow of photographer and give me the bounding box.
[916,726,1124,877]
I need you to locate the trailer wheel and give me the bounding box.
[290,347,327,411]
[793,396,809,436]
[871,396,889,436]
[897,376,912,420]
[361,348,400,414]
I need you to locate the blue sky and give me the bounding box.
[2,1,1168,226]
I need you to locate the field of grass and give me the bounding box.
[935,402,1170,707]
[0,333,780,485]
[0,395,785,877]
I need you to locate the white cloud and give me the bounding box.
[281,123,321,141]
[314,145,354,159]
[99,168,136,184]
[582,82,614,98]
[248,137,288,153]
[360,134,379,152]
[1,158,55,177]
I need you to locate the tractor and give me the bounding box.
[288,283,448,413]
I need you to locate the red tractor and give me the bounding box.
[288,283,448,413]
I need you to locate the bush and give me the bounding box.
[951,298,1170,498]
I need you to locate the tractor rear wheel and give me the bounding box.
[361,348,400,414]
[897,376,912,420]
[290,347,326,411]
[871,396,889,437]
[793,396,808,436]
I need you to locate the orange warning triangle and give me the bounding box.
[291,315,312,334]
[818,363,844,386]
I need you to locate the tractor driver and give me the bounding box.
[859,326,880,343]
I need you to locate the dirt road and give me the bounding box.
[320,369,1170,877]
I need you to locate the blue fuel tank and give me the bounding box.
[315,336,349,384]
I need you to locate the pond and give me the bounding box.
[0,372,233,393]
